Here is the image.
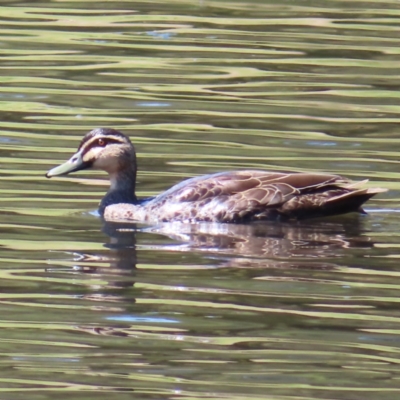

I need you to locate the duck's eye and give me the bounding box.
[97,138,106,147]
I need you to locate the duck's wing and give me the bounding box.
[170,170,347,205]
[147,170,385,222]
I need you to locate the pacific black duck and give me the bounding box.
[46,128,386,223]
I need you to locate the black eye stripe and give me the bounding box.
[78,128,130,150]
[97,138,125,147]
[79,128,130,147]
[80,137,125,157]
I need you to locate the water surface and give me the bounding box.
[0,0,400,399]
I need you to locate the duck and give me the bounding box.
[46,127,387,223]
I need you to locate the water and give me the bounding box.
[0,0,399,399]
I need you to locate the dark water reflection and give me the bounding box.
[1,0,400,398]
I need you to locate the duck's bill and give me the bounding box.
[46,150,90,178]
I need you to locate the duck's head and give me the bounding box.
[46,128,136,178]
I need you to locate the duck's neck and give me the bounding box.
[99,167,137,214]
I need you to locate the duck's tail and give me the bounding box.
[325,187,387,216]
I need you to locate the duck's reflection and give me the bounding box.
[143,218,373,258]
[88,217,374,273]
[66,218,375,325]
[69,217,376,285]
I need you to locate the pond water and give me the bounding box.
[0,0,400,399]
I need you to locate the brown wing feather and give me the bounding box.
[171,171,346,204]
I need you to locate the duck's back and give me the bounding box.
[104,170,382,223]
